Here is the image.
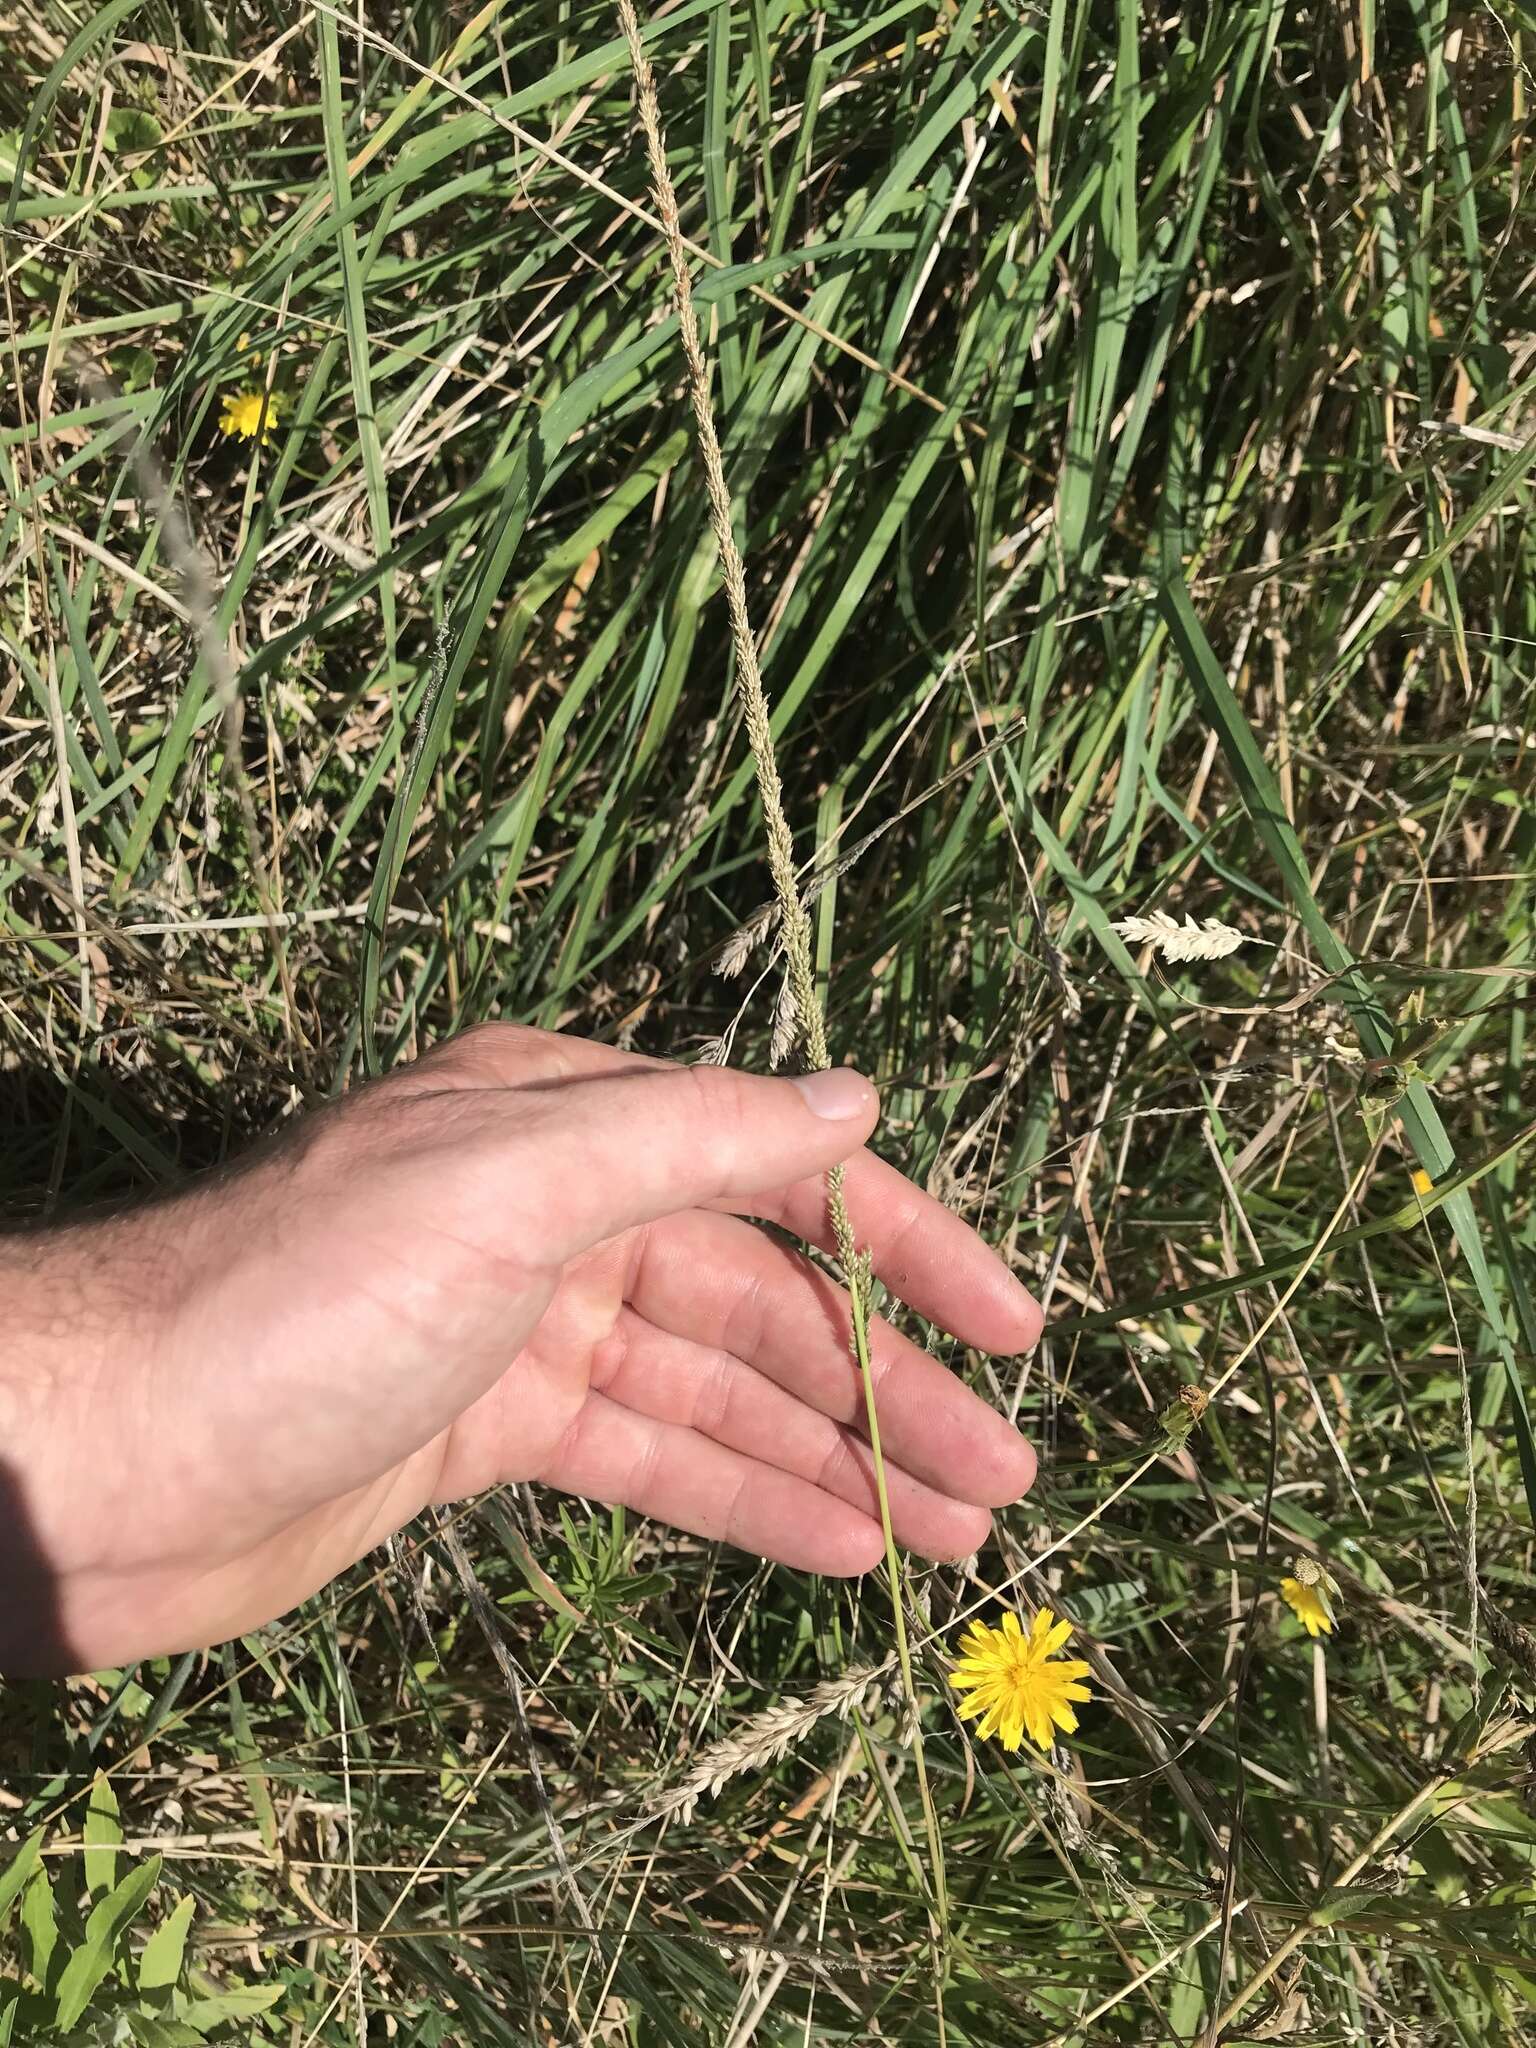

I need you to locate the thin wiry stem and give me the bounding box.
[615,0,951,1989]
[1211,1715,1530,2035]
[916,1145,1382,1655]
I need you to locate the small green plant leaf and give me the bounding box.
[178,1983,285,2027]
[221,1660,279,1856]
[1310,1883,1384,1926]
[83,1770,123,1896]
[0,1830,43,1927]
[1360,1089,1395,1143]
[125,2012,207,2047]
[104,105,162,154]
[138,1891,196,1992]
[21,1867,57,1990]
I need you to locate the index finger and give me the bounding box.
[414,1024,1039,1351]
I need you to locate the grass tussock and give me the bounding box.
[4,0,1536,2039]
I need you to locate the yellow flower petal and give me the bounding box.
[219,387,283,445]
[948,1610,1094,1754]
[1280,1576,1334,1637]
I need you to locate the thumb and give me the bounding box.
[519,1062,879,1259]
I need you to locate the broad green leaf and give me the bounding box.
[54,1855,162,2031]
[138,1892,196,1992]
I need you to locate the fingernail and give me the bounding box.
[791,1066,875,1120]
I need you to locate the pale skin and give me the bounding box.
[0,1025,1041,1676]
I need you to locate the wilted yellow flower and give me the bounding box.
[949,1608,1092,1752]
[1280,1574,1334,1637]
[219,387,282,444]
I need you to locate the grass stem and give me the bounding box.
[615,0,952,1992]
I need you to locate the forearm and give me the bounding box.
[0,1176,437,1676]
[0,1212,178,1676]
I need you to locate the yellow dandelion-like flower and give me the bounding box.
[948,1608,1092,1752]
[1280,1575,1334,1637]
[219,387,283,444]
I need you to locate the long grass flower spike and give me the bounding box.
[1112,909,1256,963]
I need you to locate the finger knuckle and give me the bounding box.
[630,1426,664,1506]
[422,1020,544,1080]
[676,1063,751,1155]
[881,1192,928,1274]
[867,1333,900,1401]
[721,1466,754,1548]
[695,1350,737,1440]
[817,1428,859,1498]
[722,1266,772,1364]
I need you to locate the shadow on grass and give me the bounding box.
[0,1458,71,1679]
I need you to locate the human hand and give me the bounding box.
[2,1026,1040,1672]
